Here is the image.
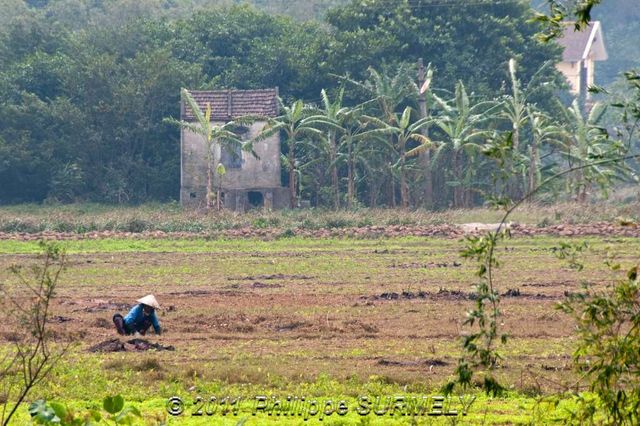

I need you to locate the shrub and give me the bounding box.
[559,266,640,425]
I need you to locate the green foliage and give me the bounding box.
[551,241,589,271]
[103,395,124,415]
[0,0,597,208]
[1,241,69,426]
[558,266,640,425]
[558,100,631,201]
[29,395,141,425]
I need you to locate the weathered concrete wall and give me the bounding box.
[180,121,287,209]
[213,121,281,190]
[180,126,208,206]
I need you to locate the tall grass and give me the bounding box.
[0,200,637,234]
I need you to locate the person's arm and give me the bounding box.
[151,311,162,335]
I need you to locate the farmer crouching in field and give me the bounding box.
[112,294,162,336]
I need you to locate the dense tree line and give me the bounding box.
[0,0,635,206]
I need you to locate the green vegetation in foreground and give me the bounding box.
[8,350,579,425]
[0,236,440,254]
[0,234,637,256]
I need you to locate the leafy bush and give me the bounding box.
[251,216,280,229]
[29,395,141,426]
[559,266,640,425]
[277,229,296,239]
[47,163,85,204]
[1,242,69,425]
[120,218,150,233]
[0,219,42,233]
[322,217,354,229]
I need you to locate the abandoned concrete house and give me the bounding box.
[180,88,289,211]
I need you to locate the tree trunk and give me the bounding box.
[206,152,213,211]
[329,132,339,209]
[347,141,354,208]
[216,171,222,211]
[453,150,463,208]
[369,174,378,208]
[289,144,297,208]
[421,150,433,208]
[576,168,587,203]
[400,144,409,208]
[528,139,538,195]
[390,174,396,208]
[508,126,521,199]
[417,57,433,209]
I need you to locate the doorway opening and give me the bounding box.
[248,191,264,208]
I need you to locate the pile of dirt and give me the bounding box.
[390,261,462,269]
[233,274,314,281]
[370,288,557,302]
[371,288,474,301]
[78,299,130,313]
[373,290,428,300]
[88,338,175,353]
[377,358,448,367]
[167,289,210,297]
[2,221,639,241]
[251,281,283,289]
[275,321,309,332]
[50,315,73,323]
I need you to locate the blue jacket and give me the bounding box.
[124,304,161,334]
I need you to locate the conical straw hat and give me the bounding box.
[136,294,161,310]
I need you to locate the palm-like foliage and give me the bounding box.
[430,81,498,207]
[499,59,554,198]
[560,100,629,202]
[362,106,432,208]
[527,108,563,194]
[340,64,417,122]
[314,88,349,208]
[255,98,329,207]
[340,65,426,207]
[332,106,370,208]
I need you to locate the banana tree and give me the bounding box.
[331,106,372,208]
[315,88,348,209]
[560,100,629,202]
[168,88,250,211]
[362,106,432,208]
[255,98,329,208]
[339,65,424,207]
[527,108,564,195]
[340,64,417,123]
[500,59,553,198]
[430,81,498,207]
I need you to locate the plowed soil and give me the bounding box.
[1,234,638,394]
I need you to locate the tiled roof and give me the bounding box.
[181,88,279,121]
[558,22,605,62]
